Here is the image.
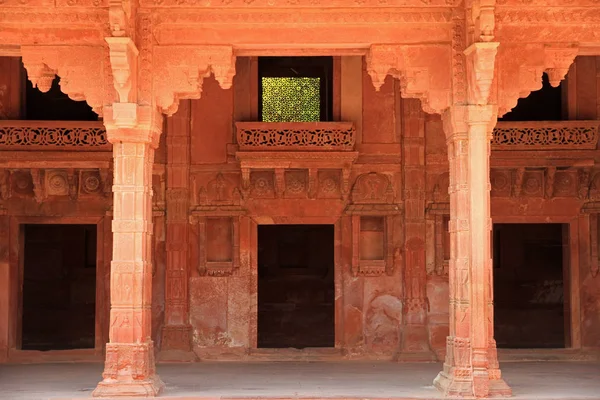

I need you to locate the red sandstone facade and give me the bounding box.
[1,1,600,398]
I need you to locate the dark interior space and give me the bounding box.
[24,71,98,121]
[499,73,563,121]
[21,224,97,350]
[257,224,335,348]
[493,223,568,348]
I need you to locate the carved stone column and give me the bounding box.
[159,100,195,360]
[433,105,510,398]
[433,42,511,398]
[93,116,164,397]
[397,98,435,361]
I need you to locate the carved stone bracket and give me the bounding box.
[464,42,498,105]
[21,45,113,117]
[496,44,578,117]
[154,46,236,116]
[366,44,452,114]
[106,37,138,105]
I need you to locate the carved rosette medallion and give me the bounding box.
[284,171,307,198]
[250,172,275,199]
[490,170,510,197]
[522,172,543,197]
[11,170,34,197]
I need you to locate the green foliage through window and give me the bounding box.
[261,77,320,122]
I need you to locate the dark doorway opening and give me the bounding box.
[21,224,97,350]
[257,224,335,348]
[493,223,569,348]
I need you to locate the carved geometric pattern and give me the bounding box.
[0,122,109,150]
[492,122,599,150]
[236,122,355,151]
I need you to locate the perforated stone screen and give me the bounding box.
[261,77,320,122]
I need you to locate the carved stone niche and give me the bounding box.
[194,215,241,277]
[346,173,400,277]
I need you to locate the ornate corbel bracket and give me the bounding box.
[464,42,499,105]
[106,37,139,127]
[21,46,111,117]
[154,46,236,116]
[513,167,525,197]
[30,169,45,204]
[366,44,452,115]
[545,167,556,199]
[106,37,138,104]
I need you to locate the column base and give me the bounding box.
[93,342,164,398]
[92,375,164,398]
[434,368,512,398]
[158,324,197,362]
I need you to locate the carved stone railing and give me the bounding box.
[0,121,110,151]
[492,121,599,151]
[236,122,355,151]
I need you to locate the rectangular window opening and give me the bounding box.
[258,57,333,122]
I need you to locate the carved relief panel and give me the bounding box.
[191,172,245,277]
[346,172,400,277]
[196,216,240,277]
[1,168,109,204]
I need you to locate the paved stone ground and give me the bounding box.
[0,361,598,400]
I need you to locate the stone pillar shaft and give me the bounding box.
[94,135,164,397]
[434,105,510,398]
[161,101,194,359]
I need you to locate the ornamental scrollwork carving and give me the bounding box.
[236,122,355,151]
[492,122,599,150]
[366,44,452,115]
[0,122,109,150]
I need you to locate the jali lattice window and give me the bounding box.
[259,57,333,122]
[261,77,320,122]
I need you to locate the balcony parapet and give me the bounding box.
[0,121,110,151]
[492,121,599,151]
[236,121,355,151]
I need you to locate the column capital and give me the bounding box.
[442,105,498,141]
[104,105,163,148]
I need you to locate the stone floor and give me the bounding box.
[0,361,599,400]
